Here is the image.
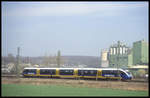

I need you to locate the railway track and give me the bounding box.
[2,75,148,83]
[2,74,23,78]
[127,79,148,83]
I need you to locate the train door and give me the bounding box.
[97,70,102,78]
[37,69,40,77]
[74,69,78,79]
[56,69,59,78]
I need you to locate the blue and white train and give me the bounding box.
[22,68,132,81]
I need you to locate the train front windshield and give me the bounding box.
[127,72,132,76]
[125,70,132,75]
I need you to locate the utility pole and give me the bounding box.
[16,47,20,78]
[57,50,61,68]
[117,41,120,80]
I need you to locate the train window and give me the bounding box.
[119,71,126,75]
[40,69,49,74]
[90,70,94,74]
[50,70,56,75]
[102,70,119,77]
[23,69,29,74]
[113,70,119,76]
[78,70,84,76]
[88,70,97,76]
[78,70,97,76]
[84,71,88,74]
[23,69,28,72]
[40,69,56,75]
[59,70,74,75]
[26,69,36,74]
[102,70,110,74]
[29,69,36,72]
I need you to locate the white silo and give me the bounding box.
[101,49,109,67]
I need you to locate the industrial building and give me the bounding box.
[101,40,148,68]
[108,41,131,68]
[132,40,149,65]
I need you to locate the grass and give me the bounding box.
[2,84,148,96]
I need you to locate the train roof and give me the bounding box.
[23,67,123,70]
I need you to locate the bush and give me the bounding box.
[130,69,146,78]
[137,69,146,78]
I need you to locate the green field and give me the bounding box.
[2,84,148,96]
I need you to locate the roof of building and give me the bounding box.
[128,65,148,69]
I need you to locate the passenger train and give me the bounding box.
[22,68,132,81]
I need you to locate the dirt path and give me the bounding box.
[2,77,148,91]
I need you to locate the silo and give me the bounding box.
[101,50,108,61]
[101,49,109,67]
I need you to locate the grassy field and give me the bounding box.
[2,84,148,96]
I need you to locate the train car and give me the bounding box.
[22,68,132,81]
[100,68,132,80]
[22,68,59,78]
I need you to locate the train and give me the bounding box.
[22,67,132,81]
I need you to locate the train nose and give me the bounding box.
[128,76,132,80]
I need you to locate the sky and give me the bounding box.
[2,1,149,57]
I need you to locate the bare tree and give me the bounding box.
[7,53,15,64]
[43,54,49,67]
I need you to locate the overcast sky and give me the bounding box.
[2,1,149,57]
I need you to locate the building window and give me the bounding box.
[114,48,116,55]
[120,47,122,55]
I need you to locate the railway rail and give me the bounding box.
[2,74,148,83]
